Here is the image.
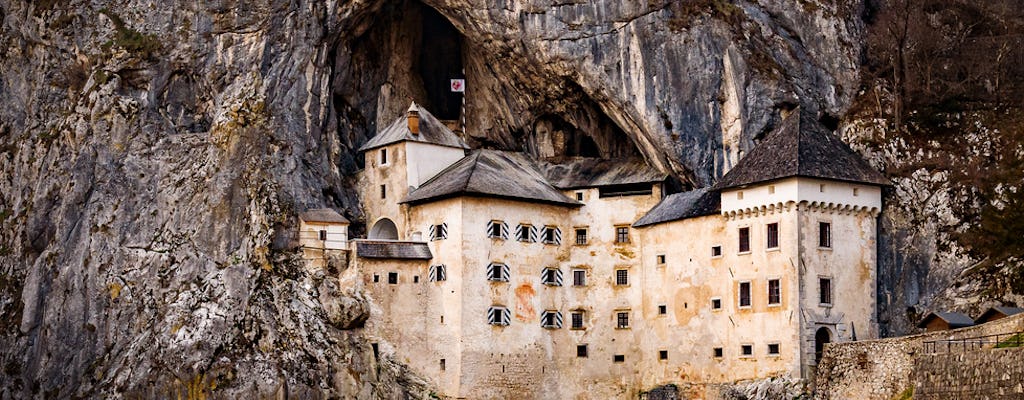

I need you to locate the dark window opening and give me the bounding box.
[615,269,629,286]
[388,272,398,284]
[576,192,584,201]
[711,298,722,310]
[613,354,625,363]
[373,274,380,283]
[380,184,386,199]
[657,254,666,264]
[819,222,832,248]
[659,350,668,360]
[768,343,780,355]
[575,229,588,245]
[738,227,750,252]
[712,246,722,257]
[768,279,781,305]
[413,275,420,283]
[767,223,779,249]
[577,345,588,358]
[318,230,327,241]
[713,347,723,358]
[573,270,586,286]
[380,148,388,164]
[571,311,584,329]
[741,344,753,356]
[599,183,653,198]
[489,222,502,238]
[440,358,446,370]
[616,312,630,328]
[739,282,751,307]
[658,305,667,315]
[819,278,832,305]
[417,4,463,120]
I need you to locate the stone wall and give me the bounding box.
[814,313,1024,400]
[912,347,1024,400]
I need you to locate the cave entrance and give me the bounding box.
[416,3,463,121]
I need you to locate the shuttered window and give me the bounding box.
[488,306,511,326]
[487,220,510,240]
[515,224,537,243]
[429,265,447,282]
[540,310,563,329]
[428,223,448,241]
[541,268,563,286]
[487,263,510,282]
[768,279,781,305]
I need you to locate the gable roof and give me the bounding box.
[975,306,1024,323]
[712,112,890,190]
[633,188,721,227]
[917,312,976,329]
[401,150,581,207]
[355,240,432,260]
[358,103,470,152]
[540,157,668,189]
[299,208,350,224]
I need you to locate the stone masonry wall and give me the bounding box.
[814,313,1024,400]
[912,347,1024,400]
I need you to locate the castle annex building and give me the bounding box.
[301,104,889,399]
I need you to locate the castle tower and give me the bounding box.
[357,103,469,240]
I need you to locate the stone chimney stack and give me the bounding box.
[408,103,420,135]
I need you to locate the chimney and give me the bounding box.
[407,103,420,135]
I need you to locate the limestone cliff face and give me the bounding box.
[0,0,1018,397]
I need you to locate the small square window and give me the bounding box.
[616,311,630,329]
[577,345,588,358]
[372,274,380,283]
[711,298,722,310]
[388,272,398,284]
[713,347,724,358]
[576,192,584,201]
[615,269,629,286]
[615,226,630,244]
[613,355,625,363]
[572,269,586,286]
[656,254,666,264]
[768,343,780,355]
[711,246,722,257]
[658,305,667,315]
[542,226,561,245]
[659,350,668,360]
[488,221,503,238]
[741,344,753,357]
[413,275,420,283]
[575,228,588,245]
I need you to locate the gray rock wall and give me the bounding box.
[912,347,1024,400]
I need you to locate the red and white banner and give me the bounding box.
[450,79,465,93]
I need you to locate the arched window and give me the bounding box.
[369,218,399,240]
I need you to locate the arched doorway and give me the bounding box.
[815,327,832,363]
[369,218,398,240]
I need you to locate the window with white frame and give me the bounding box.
[768,343,780,356]
[429,265,447,282]
[428,223,448,241]
[738,227,751,253]
[488,306,511,326]
[487,263,510,282]
[740,344,754,357]
[541,310,563,329]
[572,269,587,286]
[542,226,562,245]
[487,220,509,240]
[768,279,781,305]
[515,224,536,243]
[541,267,563,286]
[711,297,722,310]
[711,245,723,257]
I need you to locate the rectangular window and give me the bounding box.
[713,347,724,358]
[853,187,860,196]
[542,226,561,245]
[516,224,535,242]
[656,254,666,265]
[571,311,585,329]
[819,222,832,248]
[541,268,563,286]
[738,281,751,308]
[615,269,629,286]
[413,276,419,283]
[613,355,625,363]
[318,229,327,241]
[711,245,722,257]
[819,277,832,305]
[380,148,388,165]
[768,343,780,355]
[487,263,510,282]
[659,350,668,360]
[741,344,753,357]
[488,306,511,326]
[429,265,447,282]
[487,220,508,239]
[572,269,586,286]
[429,223,448,241]
[615,226,630,244]
[658,304,667,315]
[439,358,445,371]
[768,279,781,305]
[388,272,398,284]
[577,345,588,358]
[372,274,379,283]
[576,192,584,201]
[575,228,588,245]
[380,184,386,199]
[738,227,750,253]
[541,310,563,329]
[616,311,630,329]
[767,223,779,249]
[711,298,722,310]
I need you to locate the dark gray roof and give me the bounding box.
[633,188,721,227]
[401,150,581,207]
[976,306,1024,323]
[712,112,891,190]
[355,240,432,260]
[540,157,668,189]
[299,208,350,224]
[917,312,976,329]
[358,103,470,152]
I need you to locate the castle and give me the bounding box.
[299,103,889,399]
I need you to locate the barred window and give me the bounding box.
[615,226,630,244]
[571,311,585,329]
[572,269,586,286]
[616,311,630,329]
[575,228,588,245]
[615,269,629,286]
